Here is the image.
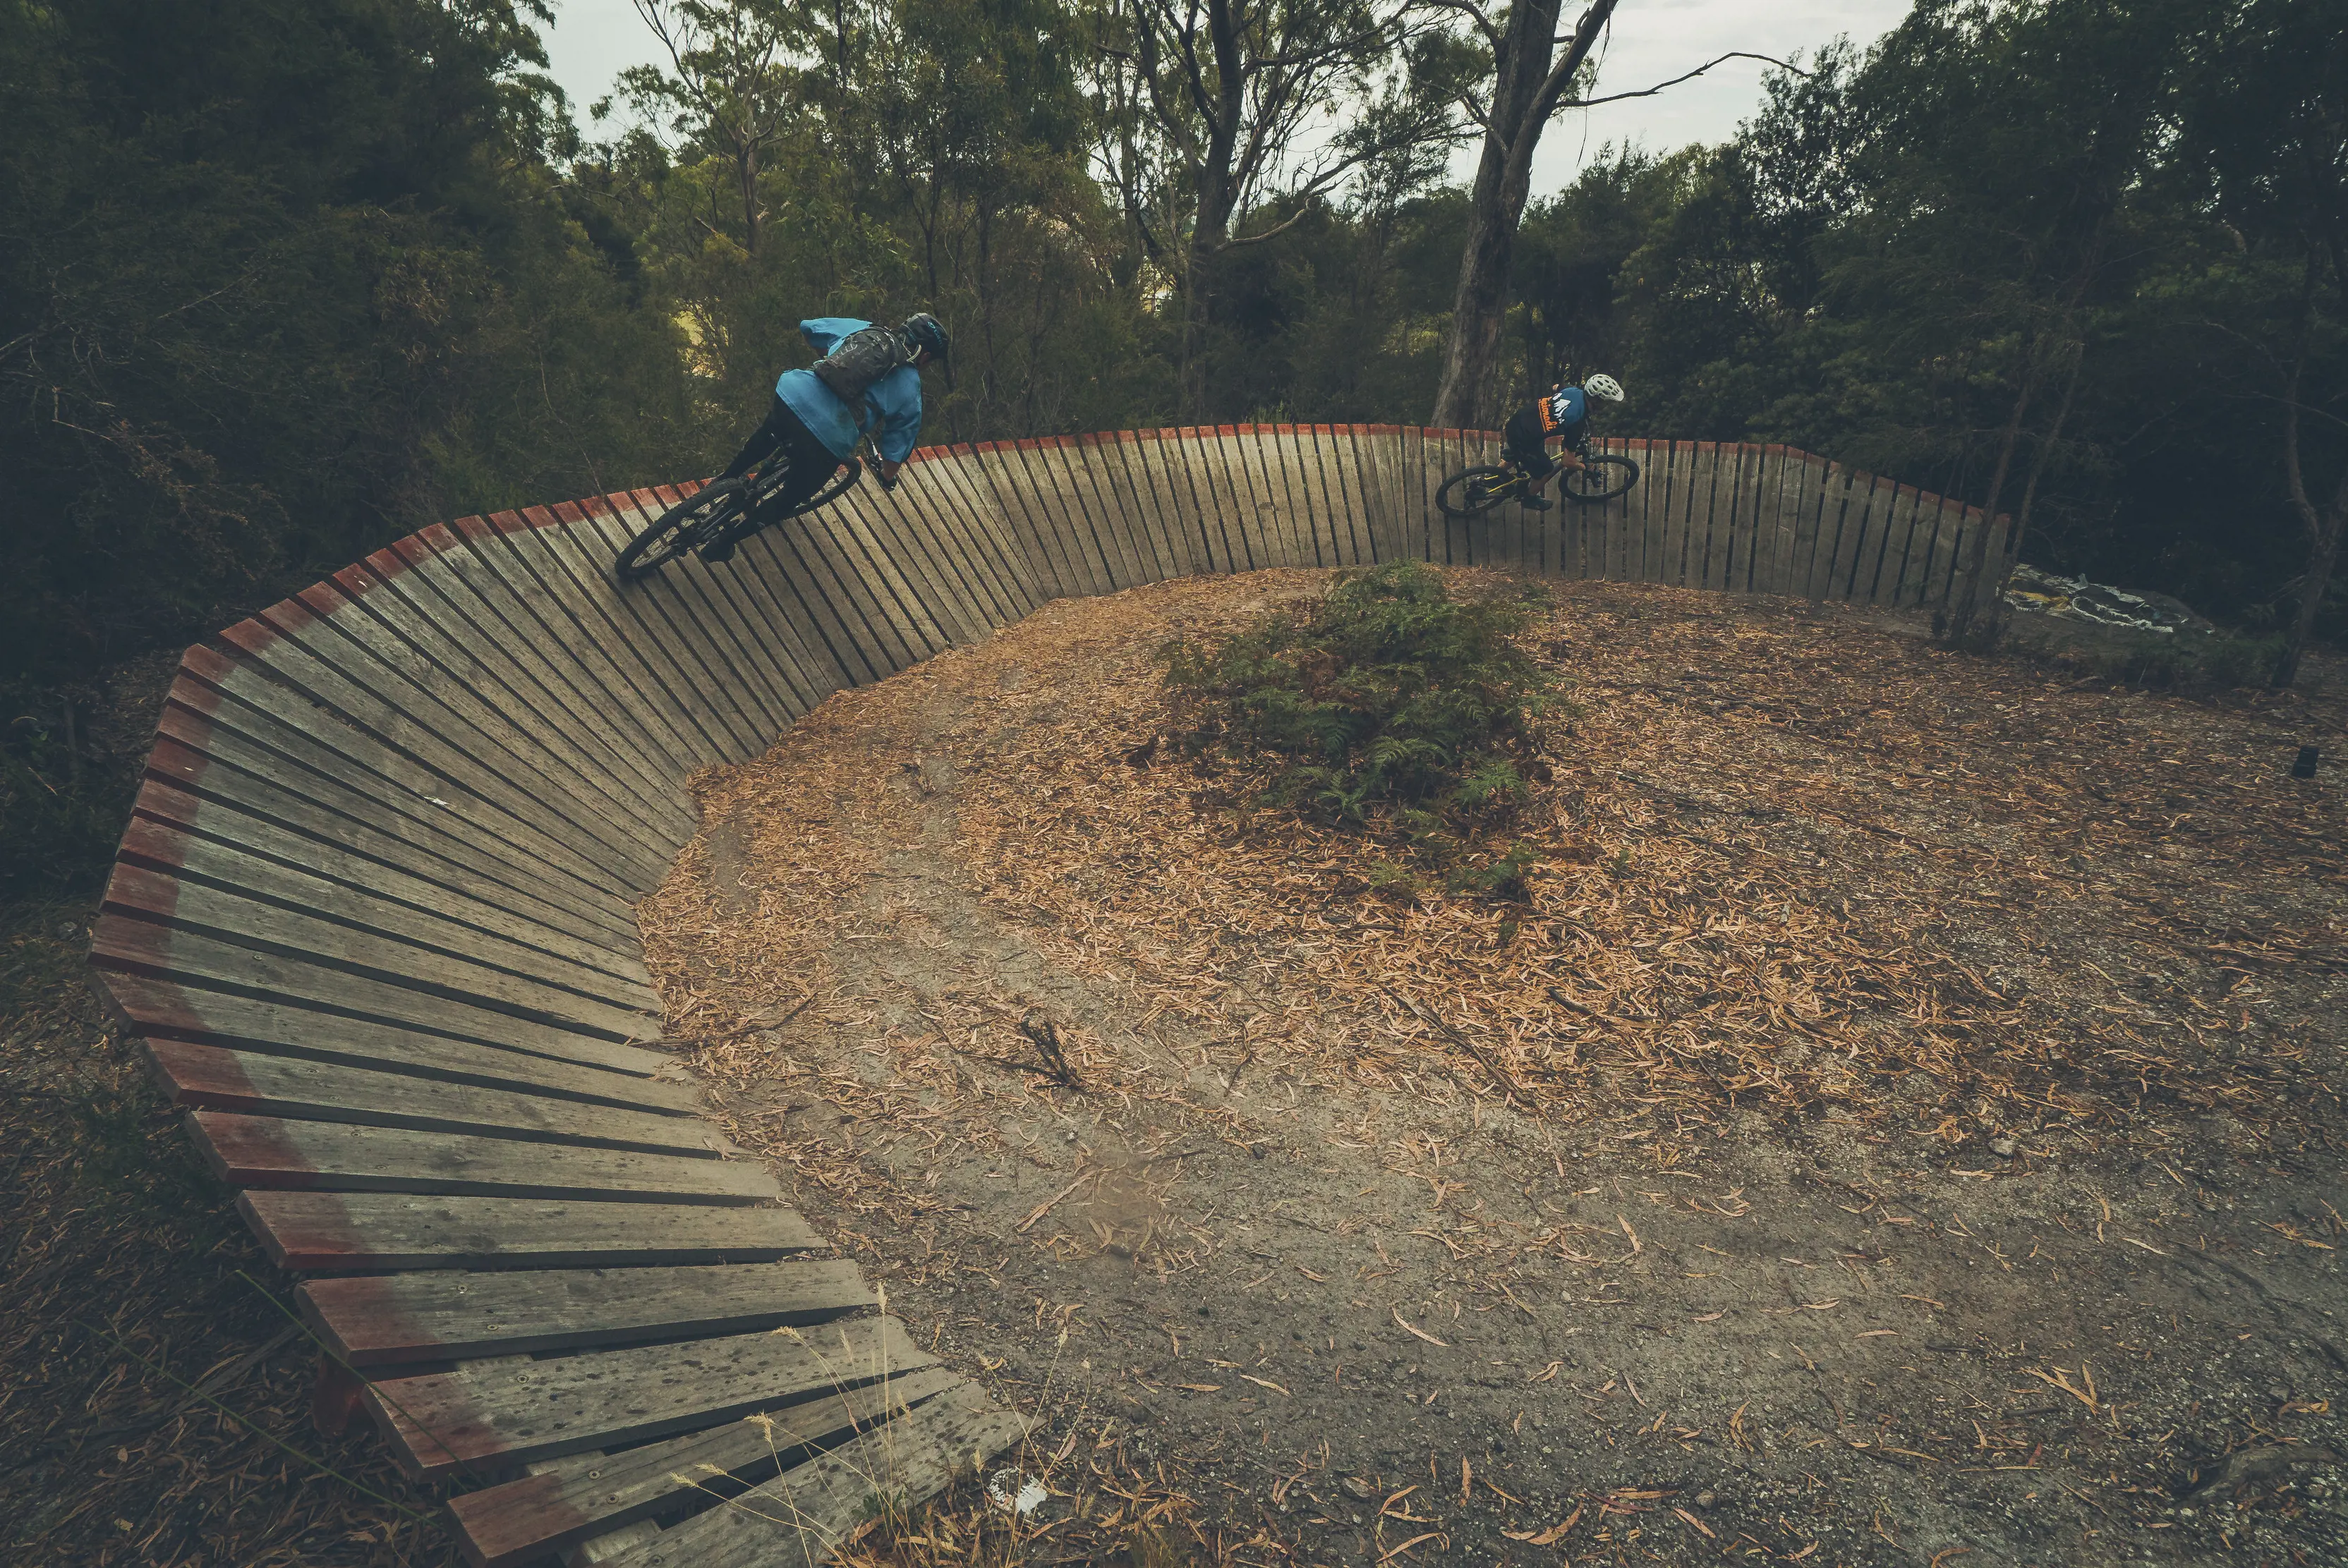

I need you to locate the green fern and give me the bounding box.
[1163,563,1556,891]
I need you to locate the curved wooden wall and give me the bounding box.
[87,425,1997,1564]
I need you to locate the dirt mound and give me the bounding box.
[641,571,2347,1567]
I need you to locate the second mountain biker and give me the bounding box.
[1503,372,1624,511]
[701,312,952,561]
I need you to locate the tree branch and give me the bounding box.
[1556,51,1808,114]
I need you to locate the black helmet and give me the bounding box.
[902,312,950,360]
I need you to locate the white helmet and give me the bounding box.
[1583,372,1624,403]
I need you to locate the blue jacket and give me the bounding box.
[1540,385,1588,439]
[776,317,924,463]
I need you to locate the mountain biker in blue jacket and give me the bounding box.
[703,313,950,561]
[1502,372,1623,510]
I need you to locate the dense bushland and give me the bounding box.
[2,0,2341,894]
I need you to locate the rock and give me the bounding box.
[1695,1491,1717,1509]
[2184,1444,2341,1500]
[1990,1136,2018,1158]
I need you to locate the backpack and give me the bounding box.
[811,325,913,424]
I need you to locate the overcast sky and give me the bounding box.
[537,0,1916,198]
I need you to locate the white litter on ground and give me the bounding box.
[2003,563,2210,636]
[987,1469,1047,1517]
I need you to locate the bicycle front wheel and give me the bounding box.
[1560,454,1640,504]
[1436,466,1516,520]
[615,478,747,583]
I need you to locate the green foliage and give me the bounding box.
[1163,563,1551,860]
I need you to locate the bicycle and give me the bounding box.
[613,439,880,583]
[1435,439,1639,520]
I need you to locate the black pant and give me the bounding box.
[1503,406,1560,479]
[721,396,843,519]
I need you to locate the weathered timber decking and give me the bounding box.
[90,426,2002,1562]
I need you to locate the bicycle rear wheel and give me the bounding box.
[1560,454,1640,504]
[1436,466,1516,519]
[615,478,747,583]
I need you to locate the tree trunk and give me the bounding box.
[2272,337,2348,689]
[1429,0,1616,430]
[1945,331,2045,644]
[737,137,761,256]
[1976,336,2085,645]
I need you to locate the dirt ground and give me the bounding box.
[642,571,2348,1568]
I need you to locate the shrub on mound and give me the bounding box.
[1162,562,1553,863]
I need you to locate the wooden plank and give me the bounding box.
[145,1041,718,1156]
[328,557,691,838]
[1925,497,1980,614]
[134,751,632,961]
[1179,427,1250,572]
[92,918,660,1077]
[631,490,842,720]
[100,865,658,1043]
[871,461,1013,635]
[502,506,785,755]
[115,817,655,1015]
[965,442,1062,596]
[131,778,646,989]
[1094,434,1175,583]
[1854,481,1910,607]
[102,971,690,1107]
[365,1314,931,1477]
[1748,446,1789,594]
[1784,451,1828,600]
[381,528,707,782]
[346,554,690,827]
[189,1112,780,1205]
[1350,426,1399,564]
[593,1380,1025,1568]
[1395,427,1429,562]
[202,631,667,903]
[1144,430,1207,576]
[300,1259,869,1367]
[1297,426,1348,568]
[152,705,634,952]
[972,443,1080,601]
[236,592,677,887]
[1072,435,1158,588]
[449,1368,966,1568]
[1645,440,1680,586]
[1791,451,1832,600]
[1326,425,1375,567]
[914,446,1048,614]
[818,483,962,655]
[1887,485,1944,610]
[296,566,691,842]
[997,442,1101,596]
[591,494,808,741]
[1716,445,1756,592]
[1249,427,1313,569]
[1417,427,1452,566]
[241,1191,822,1273]
[540,500,778,757]
[159,690,634,948]
[1029,439,1125,592]
[798,497,950,668]
[595,488,815,739]
[1654,439,1689,585]
[1155,430,1227,573]
[1815,463,1867,601]
[438,517,744,771]
[1326,426,1372,566]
